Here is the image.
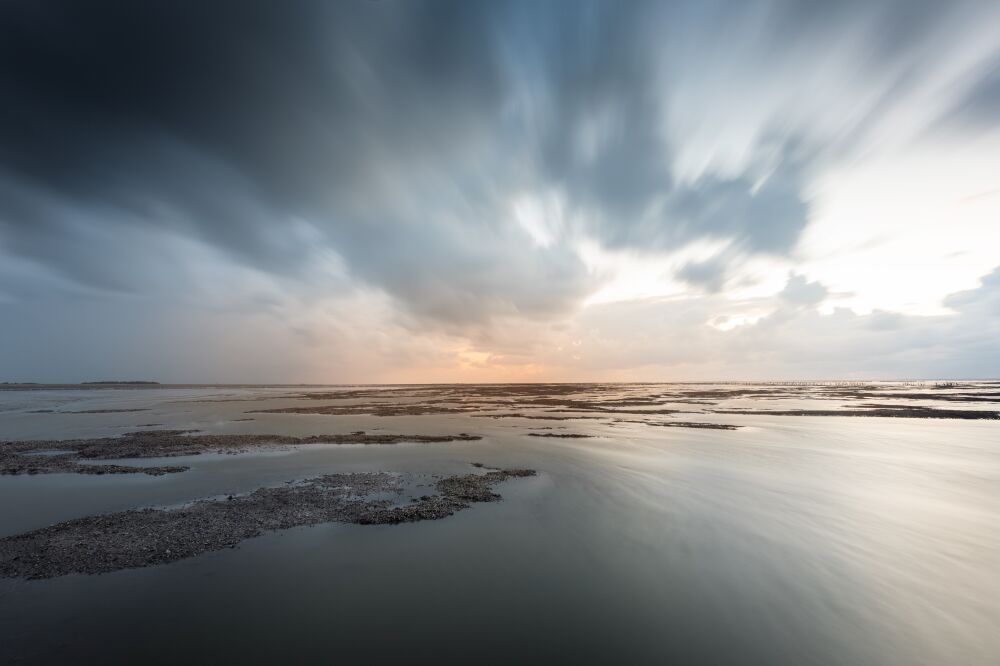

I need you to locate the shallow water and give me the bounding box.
[1,384,998,664]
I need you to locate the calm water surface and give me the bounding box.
[0,385,997,664]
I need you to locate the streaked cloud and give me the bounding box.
[0,0,998,380]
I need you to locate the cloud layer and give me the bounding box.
[1,0,999,381]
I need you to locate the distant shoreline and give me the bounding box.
[0,383,353,391]
[81,380,160,385]
[2,379,999,391]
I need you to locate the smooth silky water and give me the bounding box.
[1,386,997,664]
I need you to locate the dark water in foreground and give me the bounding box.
[1,384,998,664]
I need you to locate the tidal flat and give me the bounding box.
[0,382,998,664]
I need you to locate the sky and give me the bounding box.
[1,0,999,383]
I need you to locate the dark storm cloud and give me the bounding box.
[519,2,817,257]
[0,1,502,202]
[664,157,810,255]
[677,256,730,293]
[529,3,671,223]
[0,1,503,253]
[0,0,557,320]
[951,60,1000,127]
[0,0,992,327]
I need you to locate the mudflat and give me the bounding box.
[1,381,997,665]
